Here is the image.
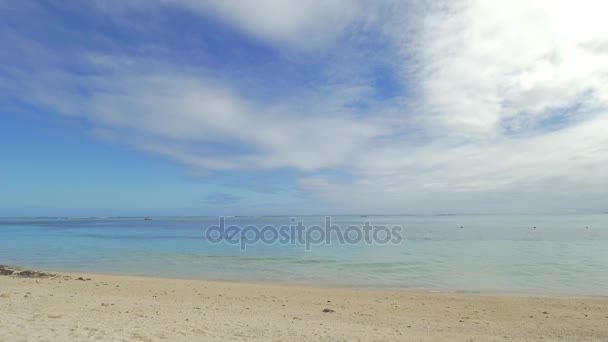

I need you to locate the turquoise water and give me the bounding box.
[1,215,607,296]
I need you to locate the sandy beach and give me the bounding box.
[0,267,606,341]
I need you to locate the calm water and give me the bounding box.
[1,215,607,296]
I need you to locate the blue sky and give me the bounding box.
[1,0,608,216]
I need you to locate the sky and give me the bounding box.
[1,0,608,216]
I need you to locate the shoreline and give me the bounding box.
[4,264,607,300]
[44,272,608,300]
[2,266,608,341]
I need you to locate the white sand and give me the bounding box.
[1,270,607,341]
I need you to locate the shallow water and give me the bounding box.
[1,215,607,295]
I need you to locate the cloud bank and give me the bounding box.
[1,0,607,213]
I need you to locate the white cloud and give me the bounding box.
[402,0,608,138]
[183,0,360,47]
[87,0,365,48]
[300,113,608,213]
[298,0,608,213]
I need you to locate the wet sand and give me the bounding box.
[1,267,607,341]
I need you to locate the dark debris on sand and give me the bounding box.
[0,265,56,278]
[0,265,15,275]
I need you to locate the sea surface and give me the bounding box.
[1,215,607,296]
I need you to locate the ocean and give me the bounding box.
[1,215,607,296]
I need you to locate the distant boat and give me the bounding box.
[144,216,153,221]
